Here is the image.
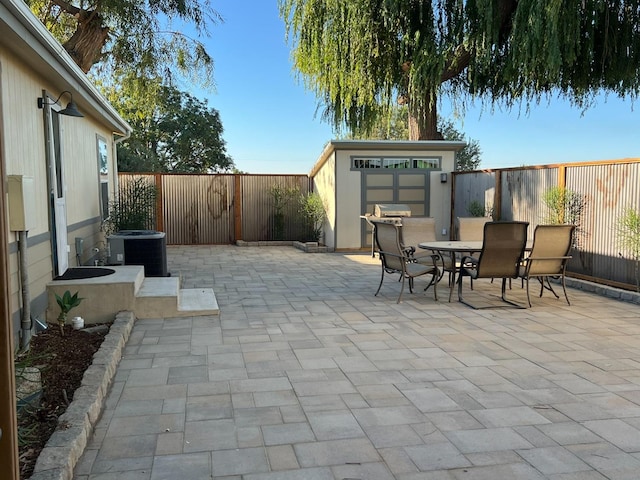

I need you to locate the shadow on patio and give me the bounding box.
[75,245,640,479]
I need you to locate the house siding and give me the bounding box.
[1,38,122,340]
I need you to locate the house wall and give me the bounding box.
[1,46,118,337]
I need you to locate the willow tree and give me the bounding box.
[26,0,220,83]
[280,0,640,140]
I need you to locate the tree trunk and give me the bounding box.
[408,92,443,140]
[62,11,109,73]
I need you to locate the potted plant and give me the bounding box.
[54,290,83,335]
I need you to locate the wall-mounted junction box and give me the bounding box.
[7,175,36,231]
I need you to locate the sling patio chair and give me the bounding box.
[371,220,440,303]
[399,217,449,287]
[456,216,491,241]
[457,221,529,308]
[519,224,575,307]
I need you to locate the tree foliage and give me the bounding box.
[348,106,482,171]
[439,119,482,172]
[102,75,234,173]
[280,0,640,140]
[26,0,219,83]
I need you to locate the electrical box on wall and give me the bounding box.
[7,175,36,231]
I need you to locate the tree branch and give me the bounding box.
[48,0,81,17]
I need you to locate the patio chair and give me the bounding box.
[372,220,439,303]
[456,217,491,241]
[457,221,529,308]
[519,224,575,307]
[399,217,449,286]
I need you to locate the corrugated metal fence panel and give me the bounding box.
[501,168,558,231]
[453,171,496,218]
[161,175,234,245]
[241,175,312,241]
[566,162,640,285]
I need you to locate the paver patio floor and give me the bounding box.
[74,245,640,479]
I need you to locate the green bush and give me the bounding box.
[466,200,486,217]
[299,192,326,242]
[104,178,158,234]
[616,207,640,292]
[268,185,299,240]
[542,186,585,226]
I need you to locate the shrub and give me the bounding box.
[103,178,158,234]
[616,207,640,292]
[299,192,326,242]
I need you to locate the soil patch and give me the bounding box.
[16,324,108,479]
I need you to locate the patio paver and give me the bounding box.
[73,245,640,479]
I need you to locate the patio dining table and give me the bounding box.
[419,240,532,302]
[418,241,484,302]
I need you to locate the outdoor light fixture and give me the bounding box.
[37,90,84,117]
[440,172,448,183]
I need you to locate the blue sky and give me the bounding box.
[197,1,638,174]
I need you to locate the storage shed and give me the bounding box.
[310,140,466,251]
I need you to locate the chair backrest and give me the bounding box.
[372,221,405,271]
[475,221,529,278]
[527,224,576,275]
[400,217,436,249]
[457,217,491,241]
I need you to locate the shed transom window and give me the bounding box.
[352,156,440,169]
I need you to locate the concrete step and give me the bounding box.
[135,277,219,318]
[178,288,219,315]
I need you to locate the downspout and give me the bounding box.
[18,231,31,350]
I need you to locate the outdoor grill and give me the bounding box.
[374,203,412,218]
[361,204,413,256]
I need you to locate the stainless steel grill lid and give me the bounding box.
[374,204,412,217]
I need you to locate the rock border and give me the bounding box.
[235,240,334,253]
[29,311,135,480]
[565,276,640,305]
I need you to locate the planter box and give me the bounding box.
[293,241,332,253]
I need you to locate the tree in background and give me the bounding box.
[280,1,640,141]
[102,76,234,173]
[439,119,481,172]
[349,106,481,171]
[26,0,218,83]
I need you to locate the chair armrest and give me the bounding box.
[402,245,416,256]
[460,255,479,267]
[378,250,408,262]
[524,255,572,261]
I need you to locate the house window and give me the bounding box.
[96,135,109,220]
[352,156,440,170]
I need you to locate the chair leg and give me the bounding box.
[500,277,525,308]
[525,276,532,308]
[561,275,571,306]
[432,271,438,301]
[374,265,385,297]
[397,274,407,303]
[539,277,560,299]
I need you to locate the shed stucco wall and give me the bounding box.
[311,141,462,250]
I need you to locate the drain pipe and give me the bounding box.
[18,230,31,350]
